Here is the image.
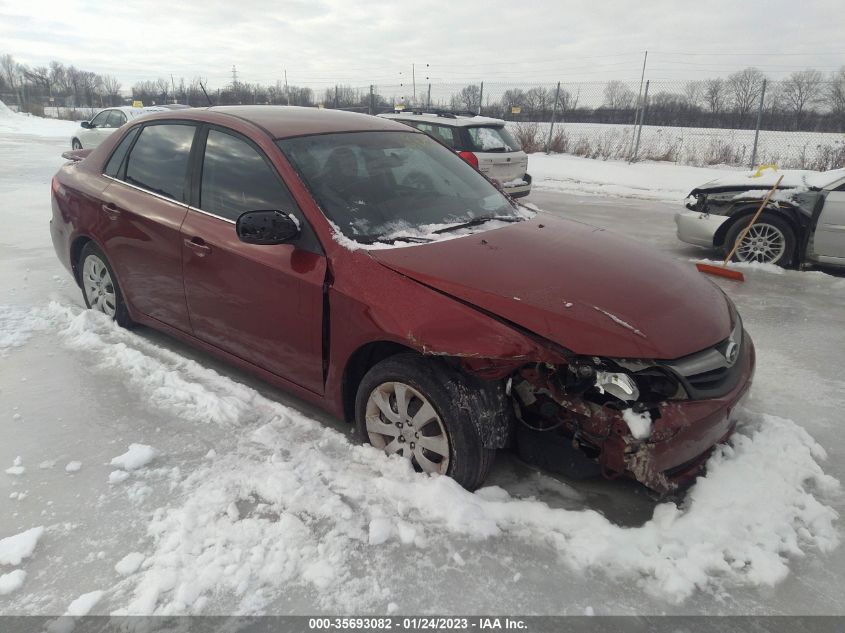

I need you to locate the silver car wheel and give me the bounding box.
[82,255,117,317]
[365,381,450,475]
[734,223,786,264]
[72,139,82,150]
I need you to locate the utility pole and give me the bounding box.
[546,81,561,153]
[750,78,767,169]
[231,65,239,88]
[629,51,648,159]
[478,81,484,115]
[284,69,290,105]
[632,80,650,162]
[412,63,416,102]
[170,74,176,104]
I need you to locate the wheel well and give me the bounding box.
[341,341,417,423]
[713,206,800,249]
[69,236,92,286]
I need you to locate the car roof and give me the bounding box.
[378,112,507,128]
[127,105,414,139]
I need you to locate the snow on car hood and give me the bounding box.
[369,214,732,359]
[693,167,845,193]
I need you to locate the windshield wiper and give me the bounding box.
[356,234,434,245]
[432,215,523,234]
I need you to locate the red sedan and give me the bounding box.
[50,106,754,493]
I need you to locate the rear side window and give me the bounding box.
[465,126,520,152]
[107,111,127,127]
[104,127,140,178]
[410,122,456,149]
[124,124,196,202]
[200,129,297,221]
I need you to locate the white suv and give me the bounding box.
[379,111,531,198]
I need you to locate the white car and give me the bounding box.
[676,168,845,268]
[71,106,169,150]
[378,111,532,198]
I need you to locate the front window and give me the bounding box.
[278,131,522,244]
[465,126,520,152]
[90,110,111,128]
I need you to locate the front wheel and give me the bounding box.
[79,242,133,327]
[72,139,82,150]
[725,213,796,267]
[355,354,495,490]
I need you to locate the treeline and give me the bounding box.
[453,68,845,133]
[3,52,845,133]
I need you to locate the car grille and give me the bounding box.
[658,319,745,400]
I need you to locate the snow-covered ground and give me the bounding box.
[1,107,843,616]
[510,120,845,170]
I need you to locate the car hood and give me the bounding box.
[690,168,845,195]
[369,214,731,359]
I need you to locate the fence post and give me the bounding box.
[369,85,374,115]
[632,80,649,162]
[477,81,483,115]
[750,78,767,170]
[545,81,561,154]
[427,83,431,108]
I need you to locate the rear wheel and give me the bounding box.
[725,213,795,267]
[79,242,132,327]
[72,139,82,150]
[355,353,495,490]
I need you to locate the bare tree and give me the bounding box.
[828,66,845,123]
[727,67,766,119]
[102,75,122,106]
[524,86,551,117]
[683,80,704,108]
[781,69,824,128]
[603,80,635,110]
[451,84,481,112]
[704,78,726,113]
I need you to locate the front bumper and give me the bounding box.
[606,334,756,494]
[675,210,729,248]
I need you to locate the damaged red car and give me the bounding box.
[50,106,755,494]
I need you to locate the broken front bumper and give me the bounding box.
[603,334,755,494]
[675,210,730,248]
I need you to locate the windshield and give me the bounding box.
[278,131,522,244]
[465,126,521,152]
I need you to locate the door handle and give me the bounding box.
[184,237,211,257]
[101,203,121,220]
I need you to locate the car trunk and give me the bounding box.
[476,151,528,183]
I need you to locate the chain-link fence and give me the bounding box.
[7,78,845,170]
[334,80,845,171]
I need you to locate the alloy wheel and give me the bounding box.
[365,381,451,474]
[82,255,117,317]
[734,223,786,264]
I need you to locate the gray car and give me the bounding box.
[676,168,845,268]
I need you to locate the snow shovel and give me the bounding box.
[695,174,784,282]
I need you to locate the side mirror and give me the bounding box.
[80,121,92,129]
[236,210,300,245]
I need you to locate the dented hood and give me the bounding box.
[369,214,731,359]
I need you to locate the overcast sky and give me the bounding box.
[2,0,843,91]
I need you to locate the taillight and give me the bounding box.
[51,176,61,196]
[458,151,478,169]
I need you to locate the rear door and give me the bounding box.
[463,125,528,183]
[80,110,115,148]
[180,126,327,394]
[98,122,196,332]
[813,183,845,262]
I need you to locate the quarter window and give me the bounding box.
[104,127,140,178]
[200,129,297,222]
[124,124,196,202]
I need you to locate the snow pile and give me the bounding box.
[0,569,27,595]
[110,445,156,471]
[5,455,25,476]
[0,526,45,565]
[65,461,82,473]
[65,590,104,616]
[0,304,53,352]
[35,302,840,611]
[622,409,652,440]
[115,552,145,576]
[528,153,741,203]
[0,100,79,139]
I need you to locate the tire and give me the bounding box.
[72,138,82,150]
[78,242,133,327]
[355,353,495,490]
[724,213,796,267]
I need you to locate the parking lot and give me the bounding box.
[1,120,843,616]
